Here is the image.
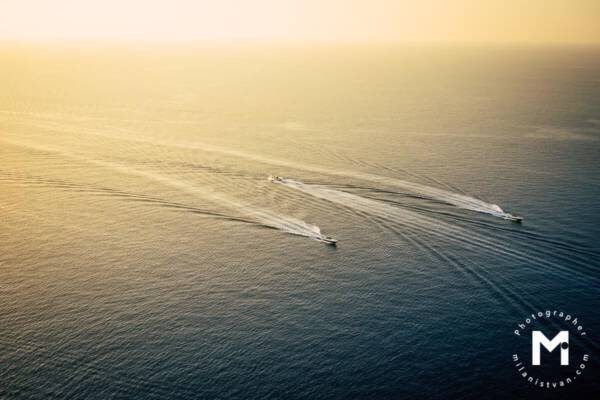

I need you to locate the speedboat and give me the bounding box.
[504,214,523,223]
[316,236,337,246]
[268,175,284,183]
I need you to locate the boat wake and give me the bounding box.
[270,177,597,285]
[1,139,334,245]
[162,138,523,220]
[14,125,520,221]
[144,137,522,220]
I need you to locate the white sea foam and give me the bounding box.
[1,139,331,243]
[0,114,519,220]
[270,178,592,283]
[194,143,519,220]
[48,128,518,220]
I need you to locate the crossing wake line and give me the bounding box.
[19,126,523,222]
[269,177,598,286]
[0,138,335,245]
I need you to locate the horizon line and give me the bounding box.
[2,38,600,47]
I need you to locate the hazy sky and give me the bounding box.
[1,0,599,43]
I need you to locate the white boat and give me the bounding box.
[315,236,337,246]
[268,175,284,183]
[504,214,523,223]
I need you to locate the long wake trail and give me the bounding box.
[138,136,519,219]
[10,122,519,220]
[272,178,599,286]
[1,139,330,243]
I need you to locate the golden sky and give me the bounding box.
[1,0,599,44]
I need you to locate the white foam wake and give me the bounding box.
[1,139,330,243]
[215,148,513,219]
[1,116,520,219]
[270,178,589,283]
[55,130,517,219]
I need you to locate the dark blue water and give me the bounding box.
[0,45,599,399]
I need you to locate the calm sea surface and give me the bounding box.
[1,45,599,399]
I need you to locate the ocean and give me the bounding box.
[1,44,599,399]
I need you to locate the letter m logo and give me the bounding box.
[532,331,569,366]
